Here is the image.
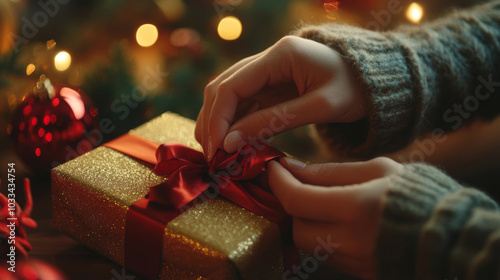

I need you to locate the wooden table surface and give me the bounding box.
[0,149,357,280]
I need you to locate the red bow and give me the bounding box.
[150,142,286,223]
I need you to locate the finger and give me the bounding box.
[206,49,298,158]
[220,93,324,153]
[234,100,260,122]
[195,104,205,144]
[279,157,403,186]
[231,83,299,127]
[220,76,364,153]
[268,161,389,223]
[269,161,357,222]
[197,52,264,157]
[209,52,264,87]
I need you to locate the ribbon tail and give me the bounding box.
[103,133,160,164]
[125,198,181,280]
[218,181,286,224]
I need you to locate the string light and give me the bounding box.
[406,2,424,23]
[323,0,340,20]
[54,51,71,71]
[136,24,159,47]
[26,64,35,76]
[47,39,56,50]
[217,16,242,41]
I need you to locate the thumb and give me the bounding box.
[279,157,403,186]
[222,93,328,153]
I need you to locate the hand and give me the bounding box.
[195,36,367,160]
[268,157,404,280]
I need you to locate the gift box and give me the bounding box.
[52,112,299,280]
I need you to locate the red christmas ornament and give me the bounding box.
[0,259,67,280]
[8,76,99,172]
[0,178,36,259]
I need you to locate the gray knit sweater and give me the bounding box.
[294,1,500,279]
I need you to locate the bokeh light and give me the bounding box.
[136,24,159,47]
[170,28,200,47]
[60,87,85,120]
[406,2,424,23]
[26,64,35,75]
[217,16,242,41]
[323,0,340,19]
[47,39,56,50]
[54,51,71,71]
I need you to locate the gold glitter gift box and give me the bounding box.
[51,112,290,279]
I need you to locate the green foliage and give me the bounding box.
[80,44,147,141]
[0,52,23,89]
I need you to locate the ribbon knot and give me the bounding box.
[148,142,286,223]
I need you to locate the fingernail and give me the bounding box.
[281,157,307,170]
[224,131,243,153]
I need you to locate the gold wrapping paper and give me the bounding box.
[52,112,285,279]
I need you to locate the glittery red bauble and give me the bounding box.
[9,79,99,172]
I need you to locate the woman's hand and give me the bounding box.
[268,157,404,280]
[195,36,367,160]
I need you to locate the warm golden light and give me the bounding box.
[406,2,423,23]
[217,16,242,41]
[136,24,159,47]
[26,64,35,75]
[54,51,71,71]
[47,39,56,50]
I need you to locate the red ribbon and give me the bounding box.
[151,140,288,223]
[104,133,298,279]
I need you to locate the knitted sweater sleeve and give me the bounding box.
[377,163,500,279]
[293,1,500,157]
